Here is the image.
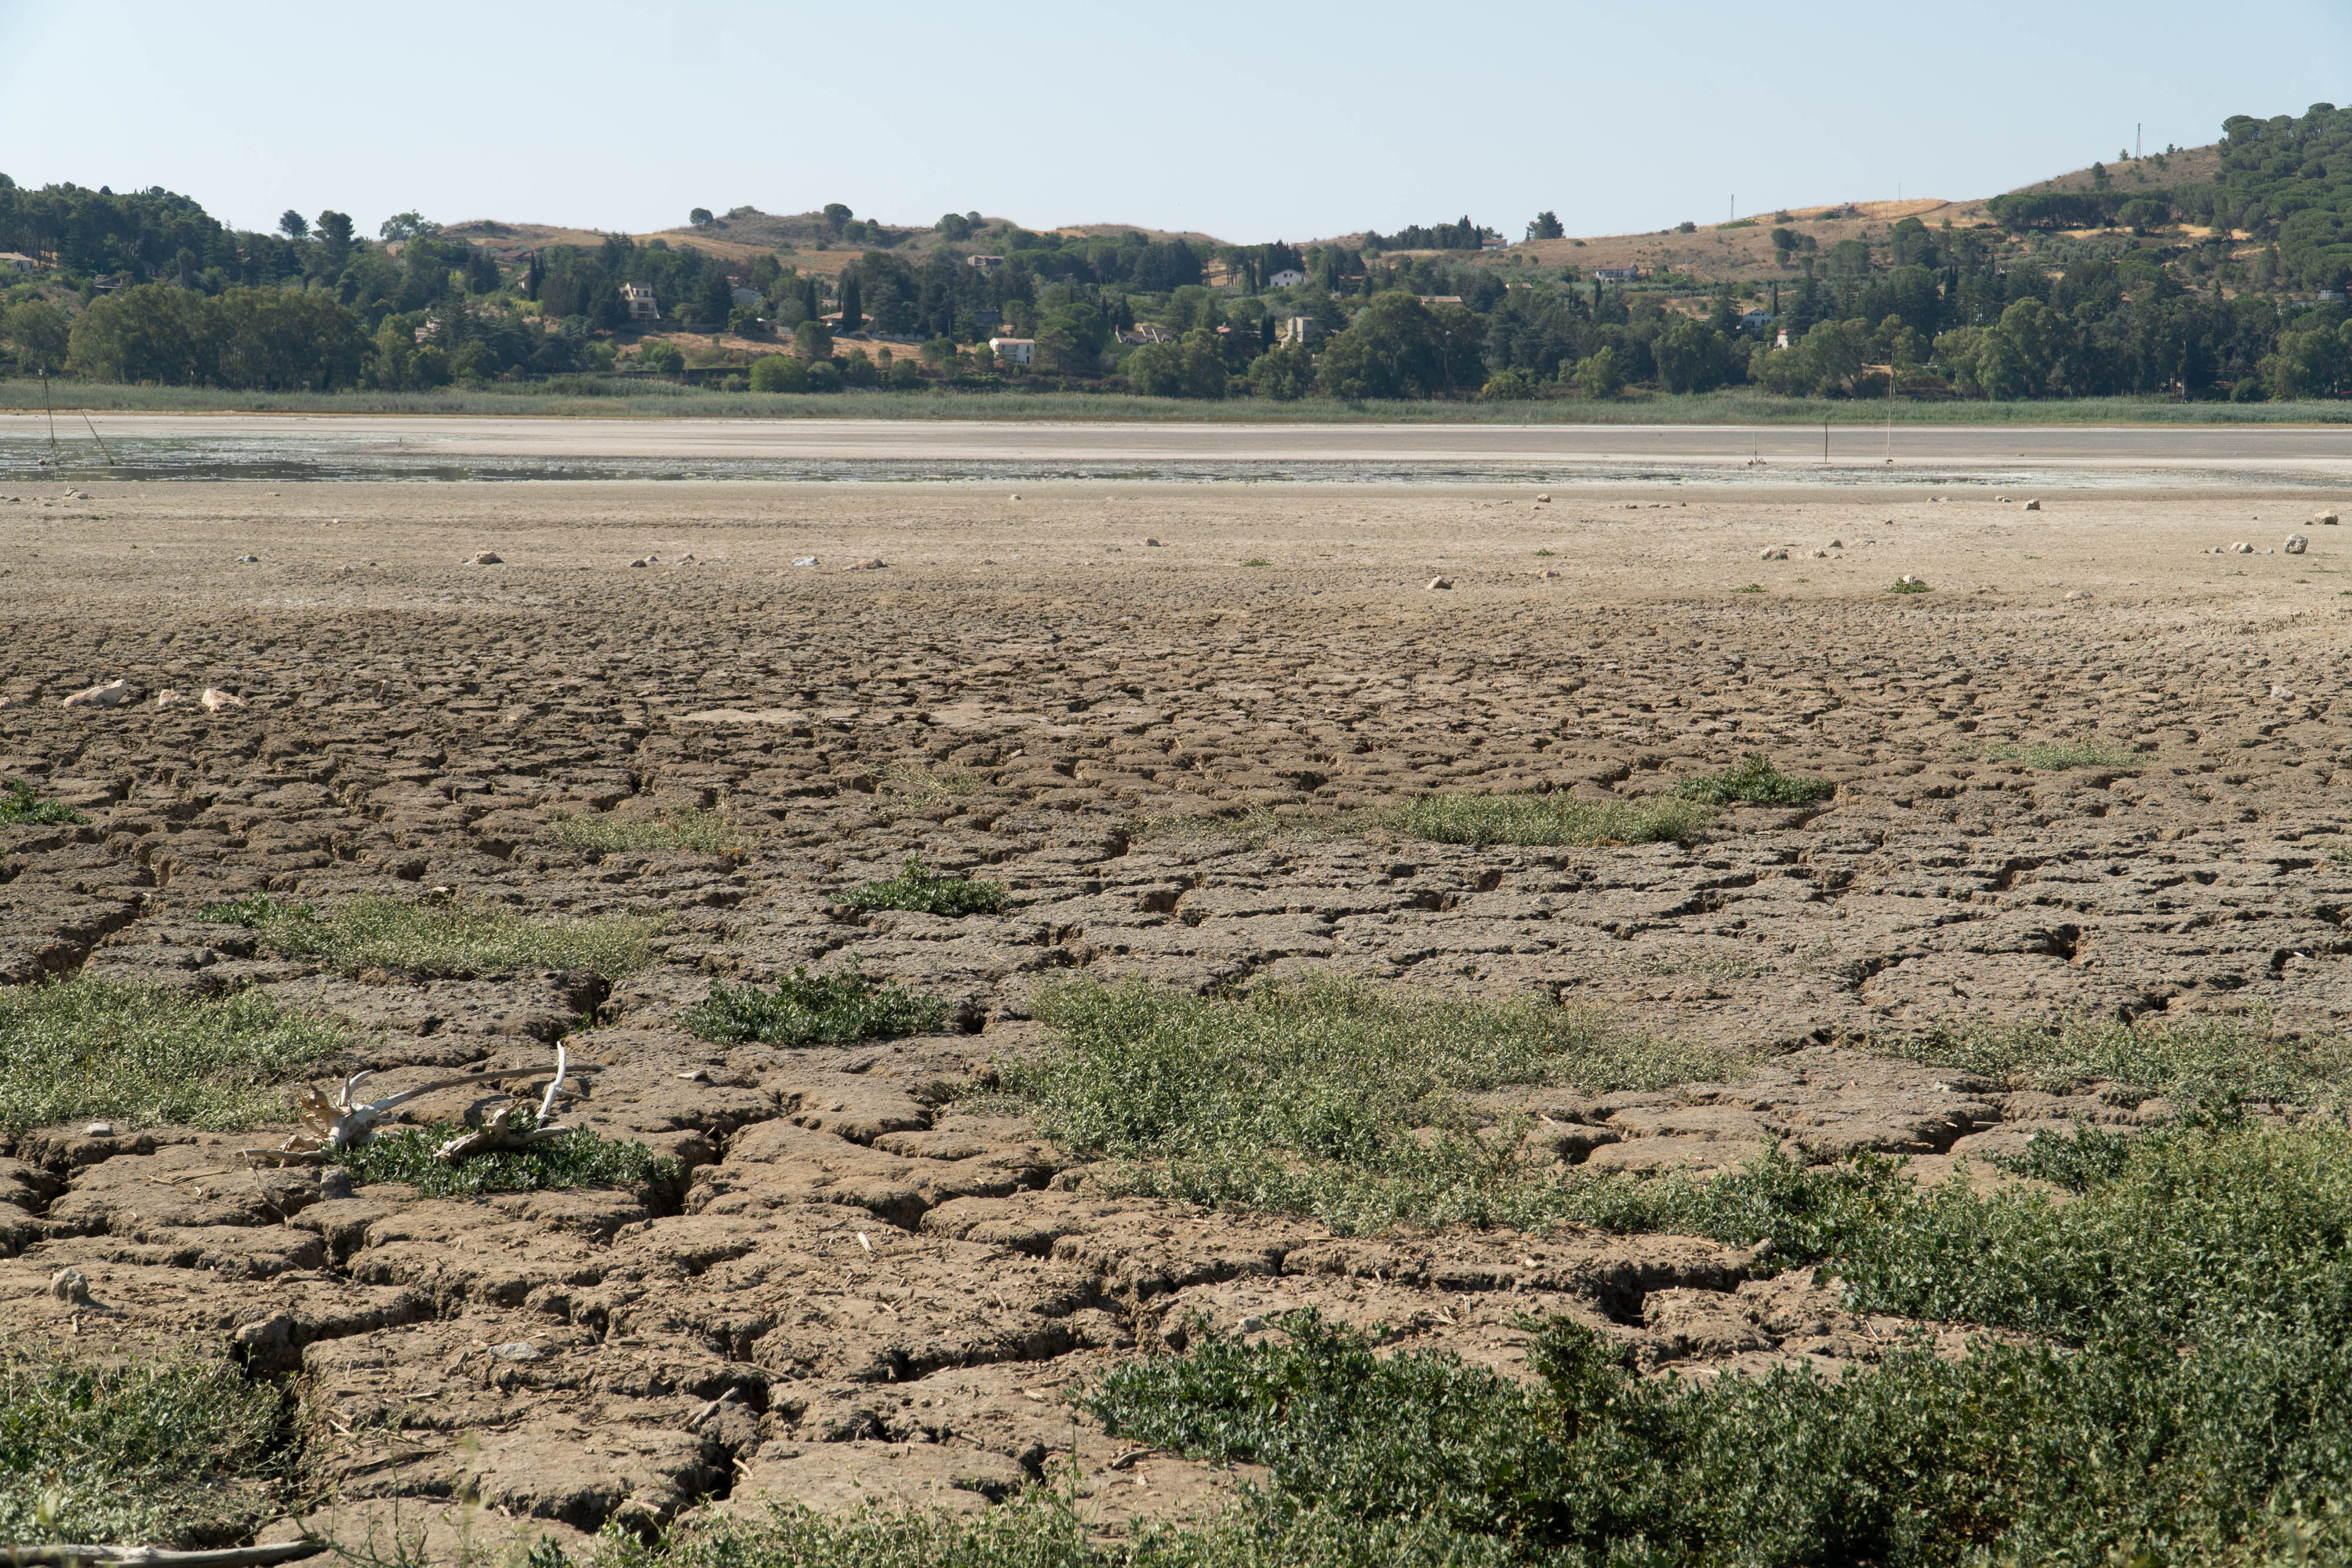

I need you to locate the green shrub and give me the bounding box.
[546,808,750,856]
[339,1122,680,1199]
[1887,576,1930,593]
[0,975,356,1134]
[0,780,86,825]
[681,962,950,1047]
[1389,792,1712,848]
[1010,976,1736,1234]
[1672,753,1834,806]
[842,856,1007,917]
[1071,1119,2352,1566]
[0,1344,289,1547]
[199,894,658,981]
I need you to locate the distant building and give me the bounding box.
[1775,327,1791,350]
[621,283,659,322]
[0,252,42,274]
[730,286,763,309]
[1592,267,1642,282]
[967,254,1005,273]
[1120,323,1175,345]
[1267,268,1307,288]
[987,336,1034,365]
[1480,236,1507,250]
[1277,316,1318,346]
[1740,309,1770,334]
[1415,295,1463,307]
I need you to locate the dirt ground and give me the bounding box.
[0,476,2346,1552]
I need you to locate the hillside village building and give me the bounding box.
[1267,268,1307,287]
[987,336,1034,365]
[620,283,659,322]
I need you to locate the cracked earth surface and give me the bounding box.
[0,477,2346,1551]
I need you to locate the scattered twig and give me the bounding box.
[0,1542,325,1567]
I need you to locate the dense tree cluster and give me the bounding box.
[4,104,2350,403]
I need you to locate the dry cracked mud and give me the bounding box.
[0,476,2347,1553]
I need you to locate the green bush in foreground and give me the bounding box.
[842,856,1008,917]
[1011,976,1736,1234]
[545,807,750,856]
[0,780,86,826]
[681,963,950,1047]
[1980,737,2149,770]
[0,1345,288,1547]
[339,1122,680,1199]
[1672,753,1834,807]
[1069,1118,2352,1567]
[199,894,658,981]
[0,975,354,1134]
[1388,792,1712,848]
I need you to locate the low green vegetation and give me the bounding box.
[1889,1011,2347,1106]
[1070,1117,2352,1567]
[0,780,86,826]
[1979,736,2149,770]
[883,761,991,806]
[0,975,355,1134]
[1672,753,1834,806]
[1389,791,1712,848]
[340,1122,680,1199]
[682,963,950,1047]
[1886,576,1931,593]
[841,856,1008,917]
[199,894,658,981]
[1010,976,1736,1234]
[0,1343,290,1547]
[1240,557,1270,567]
[545,807,750,856]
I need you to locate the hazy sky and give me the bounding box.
[2,1,2344,245]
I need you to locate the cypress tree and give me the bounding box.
[841,275,863,335]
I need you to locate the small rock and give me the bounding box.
[791,556,818,566]
[1535,493,1552,503]
[843,558,887,571]
[628,559,649,569]
[2286,534,2308,554]
[1530,568,1561,579]
[153,689,188,710]
[48,1269,89,1305]
[1810,550,1827,559]
[1759,547,1788,561]
[1010,494,1021,501]
[200,688,246,711]
[236,554,260,563]
[1828,539,1843,549]
[62,679,131,709]
[318,1168,355,1201]
[466,551,503,566]
[1425,576,1454,590]
[2064,590,2088,601]
[1145,538,1162,547]
[2023,498,2042,511]
[2231,541,2253,554]
[2271,683,2293,700]
[490,1341,542,1361]
[1239,1316,1265,1334]
[83,1122,113,1137]
[2317,511,2340,526]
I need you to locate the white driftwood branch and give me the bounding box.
[0,1540,325,1567]
[434,1044,573,1164]
[251,1053,576,1166]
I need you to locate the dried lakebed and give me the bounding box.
[0,478,2347,1554]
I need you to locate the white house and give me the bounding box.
[620,283,659,322]
[1267,268,1307,288]
[1277,316,1318,346]
[987,336,1034,365]
[0,252,41,275]
[967,255,1005,273]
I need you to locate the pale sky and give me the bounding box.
[2,1,2344,246]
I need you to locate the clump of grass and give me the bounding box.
[199,894,658,981]
[1389,791,1712,848]
[1733,582,1765,593]
[1240,557,1269,567]
[340,1123,680,1199]
[1010,975,1737,1234]
[1887,575,1931,593]
[681,962,949,1047]
[1672,753,1834,807]
[1980,736,2149,770]
[882,761,991,805]
[0,975,356,1135]
[0,780,86,826]
[544,807,749,856]
[0,1344,290,1547]
[1887,1011,2351,1107]
[841,855,1007,917]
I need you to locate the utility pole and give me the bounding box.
[2136,123,2141,159]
